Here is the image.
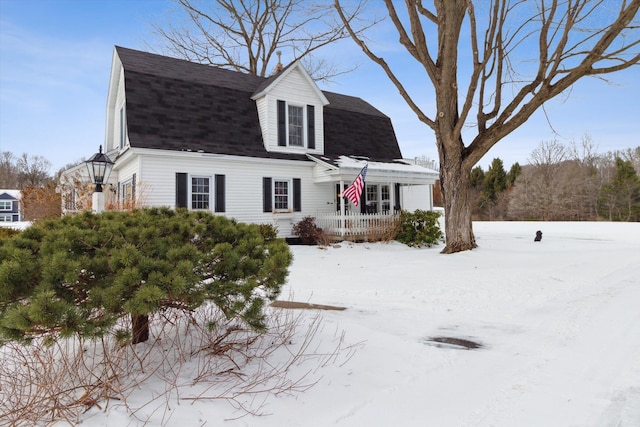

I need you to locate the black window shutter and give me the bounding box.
[132,173,137,200]
[307,105,315,149]
[176,173,188,208]
[277,100,286,146]
[360,185,367,214]
[293,178,301,212]
[335,183,341,211]
[263,177,272,212]
[394,183,401,211]
[215,174,225,212]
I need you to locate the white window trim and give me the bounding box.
[190,175,212,211]
[0,201,11,211]
[0,215,12,221]
[273,178,292,212]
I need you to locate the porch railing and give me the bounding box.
[315,211,400,240]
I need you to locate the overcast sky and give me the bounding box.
[1,0,638,174]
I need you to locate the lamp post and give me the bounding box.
[86,145,114,213]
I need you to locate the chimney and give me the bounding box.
[273,50,284,74]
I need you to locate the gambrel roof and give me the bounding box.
[115,47,402,162]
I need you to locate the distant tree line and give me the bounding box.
[3,141,639,223]
[464,139,640,222]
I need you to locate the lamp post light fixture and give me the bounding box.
[86,145,114,213]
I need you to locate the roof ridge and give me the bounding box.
[115,46,268,91]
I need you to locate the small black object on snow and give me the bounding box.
[534,230,543,242]
[422,336,483,350]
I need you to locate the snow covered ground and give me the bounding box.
[77,221,639,426]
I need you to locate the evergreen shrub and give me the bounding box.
[0,208,292,344]
[0,227,21,240]
[395,209,444,247]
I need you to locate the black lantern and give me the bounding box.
[86,145,114,192]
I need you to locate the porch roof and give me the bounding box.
[307,155,439,185]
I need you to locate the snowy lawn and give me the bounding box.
[73,222,639,425]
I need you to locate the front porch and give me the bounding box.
[304,155,438,241]
[315,211,400,241]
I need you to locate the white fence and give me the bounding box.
[315,211,400,239]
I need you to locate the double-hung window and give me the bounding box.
[273,179,290,211]
[0,215,11,222]
[381,185,391,212]
[362,184,392,213]
[0,201,11,211]
[64,190,77,211]
[366,184,378,212]
[191,176,210,210]
[277,100,315,149]
[176,173,225,212]
[288,105,304,147]
[122,181,133,203]
[263,177,301,213]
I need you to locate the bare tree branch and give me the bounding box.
[335,0,640,253]
[334,0,436,127]
[152,0,380,81]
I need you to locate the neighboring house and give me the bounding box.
[0,190,22,222]
[62,46,438,238]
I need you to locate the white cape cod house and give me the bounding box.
[62,47,438,238]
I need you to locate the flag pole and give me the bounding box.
[339,179,345,237]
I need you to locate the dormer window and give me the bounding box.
[288,105,304,146]
[277,100,315,150]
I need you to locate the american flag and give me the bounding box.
[342,164,368,206]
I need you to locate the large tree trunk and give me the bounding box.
[132,314,149,344]
[440,152,477,254]
[335,0,640,251]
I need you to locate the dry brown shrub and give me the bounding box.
[104,181,151,211]
[0,303,361,425]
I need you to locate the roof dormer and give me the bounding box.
[251,61,329,155]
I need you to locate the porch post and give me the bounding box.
[429,183,434,211]
[339,179,345,237]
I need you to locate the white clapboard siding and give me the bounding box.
[255,96,269,151]
[258,67,325,155]
[114,155,138,185]
[131,150,335,237]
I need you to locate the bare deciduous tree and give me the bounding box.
[15,153,52,188]
[0,151,18,188]
[335,0,640,252]
[154,0,377,81]
[1,152,53,190]
[566,135,603,219]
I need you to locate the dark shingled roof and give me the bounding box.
[116,46,402,162]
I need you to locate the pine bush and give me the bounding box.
[0,227,21,240]
[395,210,444,247]
[0,208,292,344]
